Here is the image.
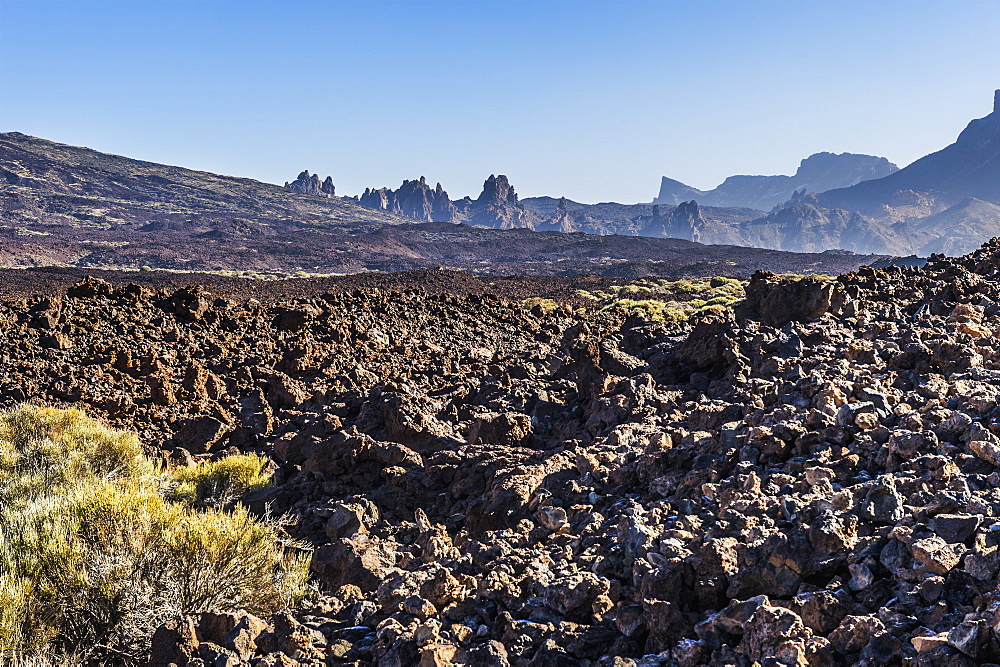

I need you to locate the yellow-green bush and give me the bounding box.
[521,297,559,313]
[608,284,652,294]
[701,295,740,308]
[0,406,309,664]
[168,453,271,507]
[658,278,711,293]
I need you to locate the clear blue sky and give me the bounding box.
[1,1,998,203]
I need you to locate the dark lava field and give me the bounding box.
[5,240,1000,665]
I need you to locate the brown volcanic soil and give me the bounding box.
[0,266,620,304]
[11,241,1000,665]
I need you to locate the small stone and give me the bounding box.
[911,536,966,575]
[947,620,987,658]
[535,505,568,531]
[929,513,981,543]
[911,633,949,653]
[828,615,885,654]
[805,466,834,486]
[848,562,875,591]
[403,595,437,619]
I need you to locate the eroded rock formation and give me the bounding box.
[358,176,457,222]
[285,170,335,197]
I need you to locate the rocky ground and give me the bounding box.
[8,244,1000,666]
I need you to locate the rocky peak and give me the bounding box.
[356,177,458,223]
[955,89,1000,148]
[469,175,534,230]
[476,174,517,206]
[653,176,705,206]
[550,197,576,233]
[359,187,392,211]
[284,170,335,197]
[639,200,706,241]
[785,189,820,207]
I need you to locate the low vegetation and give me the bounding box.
[168,452,272,507]
[575,276,746,322]
[0,405,309,664]
[521,296,560,313]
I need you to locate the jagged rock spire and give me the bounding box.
[284,170,335,198]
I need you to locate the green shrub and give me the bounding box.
[0,405,153,503]
[702,295,740,308]
[706,277,746,296]
[521,297,559,313]
[659,278,711,293]
[0,406,309,664]
[779,272,834,281]
[608,299,688,322]
[168,453,271,507]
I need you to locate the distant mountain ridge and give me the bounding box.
[654,152,900,210]
[818,90,1000,216]
[2,131,882,276]
[639,89,1000,256]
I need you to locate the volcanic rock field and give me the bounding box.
[7,243,1000,666]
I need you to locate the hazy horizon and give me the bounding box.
[1,0,999,204]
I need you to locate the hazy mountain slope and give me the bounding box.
[819,91,1000,216]
[655,152,899,210]
[649,177,706,206]
[0,132,404,229]
[633,195,917,255]
[734,201,919,254]
[521,196,764,237]
[915,198,1000,256]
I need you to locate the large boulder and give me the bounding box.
[741,270,847,326]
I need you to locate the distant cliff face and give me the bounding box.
[650,177,705,207]
[533,197,578,233]
[654,152,899,210]
[358,176,457,222]
[639,201,706,241]
[284,170,335,197]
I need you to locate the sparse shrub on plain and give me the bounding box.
[659,278,711,293]
[521,297,559,313]
[778,272,834,281]
[707,276,746,296]
[0,406,309,665]
[607,299,688,322]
